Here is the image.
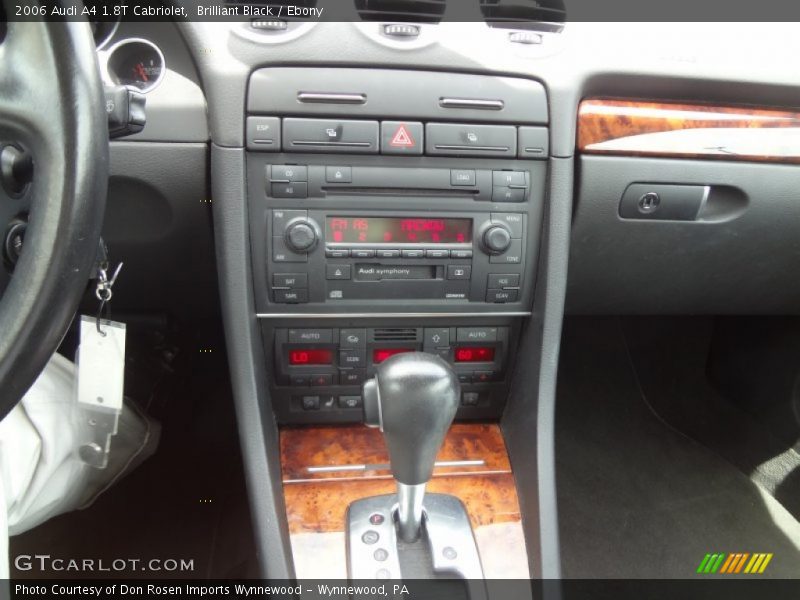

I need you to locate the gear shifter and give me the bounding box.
[362,352,460,541]
[347,352,484,583]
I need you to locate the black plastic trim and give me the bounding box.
[211,144,294,579]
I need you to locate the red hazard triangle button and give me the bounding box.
[383,121,422,154]
[391,125,415,147]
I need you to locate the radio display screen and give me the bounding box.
[326,217,472,244]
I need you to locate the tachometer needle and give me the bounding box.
[135,63,149,82]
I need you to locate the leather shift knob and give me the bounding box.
[363,352,460,485]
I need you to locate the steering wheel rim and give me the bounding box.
[0,16,109,419]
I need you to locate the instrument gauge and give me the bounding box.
[105,39,165,93]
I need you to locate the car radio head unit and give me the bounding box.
[267,206,526,305]
[246,156,545,312]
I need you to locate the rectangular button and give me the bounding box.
[381,121,424,155]
[272,209,307,235]
[339,369,366,386]
[290,374,309,386]
[426,249,449,258]
[326,166,352,183]
[338,395,363,409]
[326,264,351,280]
[376,249,401,258]
[273,273,308,288]
[518,126,549,159]
[461,392,480,406]
[271,182,308,198]
[325,248,350,258]
[490,239,523,264]
[424,328,450,347]
[339,349,366,368]
[450,169,476,186]
[340,328,367,348]
[491,213,523,238]
[288,329,333,343]
[488,273,520,289]
[301,395,320,410]
[271,165,307,182]
[431,347,451,360]
[272,238,307,263]
[492,171,527,187]
[457,327,498,342]
[310,374,333,386]
[457,373,471,384]
[426,123,517,157]
[283,118,379,154]
[486,288,519,303]
[274,289,308,303]
[492,186,526,202]
[473,371,496,384]
[450,249,473,259]
[246,116,280,151]
[401,249,425,258]
[447,265,471,280]
[351,249,376,259]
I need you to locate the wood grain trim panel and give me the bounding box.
[280,425,517,533]
[283,473,520,535]
[578,99,800,163]
[280,424,528,579]
[281,423,510,483]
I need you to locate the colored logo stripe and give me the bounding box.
[697,553,726,573]
[697,552,773,574]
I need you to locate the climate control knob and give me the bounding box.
[285,218,319,253]
[481,225,512,255]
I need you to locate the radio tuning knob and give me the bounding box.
[285,219,319,253]
[481,225,512,255]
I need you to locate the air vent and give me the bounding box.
[479,0,566,32]
[372,328,419,342]
[355,0,447,22]
[228,0,320,42]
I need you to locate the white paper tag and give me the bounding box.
[77,316,126,413]
[76,316,127,468]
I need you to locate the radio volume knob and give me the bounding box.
[481,225,512,255]
[285,219,319,253]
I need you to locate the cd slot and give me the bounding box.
[322,187,478,197]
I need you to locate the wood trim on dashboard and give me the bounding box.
[281,423,511,484]
[577,98,800,163]
[279,424,529,579]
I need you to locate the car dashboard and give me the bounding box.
[60,12,800,585]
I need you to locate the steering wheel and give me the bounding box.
[0,17,109,419]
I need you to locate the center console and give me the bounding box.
[245,68,548,425]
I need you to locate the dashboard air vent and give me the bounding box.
[479,0,566,32]
[355,0,447,22]
[373,328,419,342]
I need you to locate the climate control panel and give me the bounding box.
[268,324,515,423]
